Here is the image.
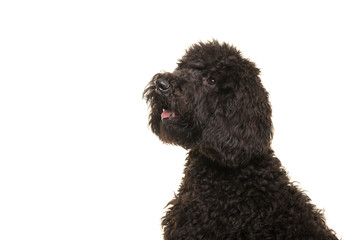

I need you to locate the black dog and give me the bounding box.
[143,40,338,239]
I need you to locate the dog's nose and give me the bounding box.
[156,77,171,94]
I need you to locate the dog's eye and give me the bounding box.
[203,77,216,86]
[207,79,216,85]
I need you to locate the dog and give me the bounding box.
[143,40,338,239]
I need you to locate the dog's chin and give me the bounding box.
[150,111,198,148]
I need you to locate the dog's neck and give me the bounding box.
[176,149,289,201]
[185,149,282,178]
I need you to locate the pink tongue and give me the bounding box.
[161,110,173,119]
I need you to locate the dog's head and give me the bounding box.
[143,40,273,167]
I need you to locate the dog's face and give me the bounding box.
[143,41,273,167]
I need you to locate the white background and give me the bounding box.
[0,1,359,239]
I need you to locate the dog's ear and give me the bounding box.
[200,76,273,168]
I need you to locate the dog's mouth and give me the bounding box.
[161,108,181,121]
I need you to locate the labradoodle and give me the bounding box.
[143,40,338,239]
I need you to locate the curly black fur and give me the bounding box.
[143,40,338,239]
